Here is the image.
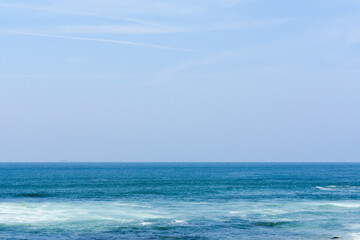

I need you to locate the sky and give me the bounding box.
[0,0,359,162]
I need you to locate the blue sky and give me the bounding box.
[0,0,359,162]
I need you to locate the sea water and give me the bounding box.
[0,163,359,239]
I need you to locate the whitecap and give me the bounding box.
[229,211,240,214]
[330,202,360,208]
[316,186,333,191]
[174,220,186,224]
[140,221,152,225]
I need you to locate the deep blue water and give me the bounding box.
[0,163,359,239]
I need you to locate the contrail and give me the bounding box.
[6,31,192,51]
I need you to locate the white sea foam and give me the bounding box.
[174,220,186,223]
[344,224,360,240]
[316,186,333,191]
[140,221,152,225]
[329,202,360,208]
[0,201,167,226]
[351,233,360,240]
[1,199,360,234]
[316,186,360,193]
[229,211,240,214]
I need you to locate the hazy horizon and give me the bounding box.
[1,0,359,162]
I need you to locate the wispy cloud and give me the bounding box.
[47,18,288,35]
[54,24,179,35]
[0,2,165,27]
[0,3,47,10]
[77,13,163,27]
[5,31,193,51]
[0,1,287,36]
[0,74,147,79]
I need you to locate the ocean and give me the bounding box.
[0,163,359,240]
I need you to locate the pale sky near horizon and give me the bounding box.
[0,0,359,162]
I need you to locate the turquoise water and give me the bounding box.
[0,163,359,239]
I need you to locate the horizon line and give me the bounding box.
[0,161,358,163]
